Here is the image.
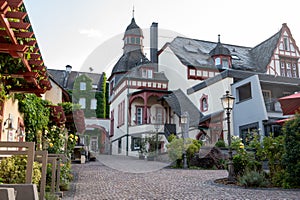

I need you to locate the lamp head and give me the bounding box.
[221,90,235,110]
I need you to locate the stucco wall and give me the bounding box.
[232,75,268,137]
[1,97,23,142]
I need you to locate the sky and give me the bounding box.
[23,0,300,75]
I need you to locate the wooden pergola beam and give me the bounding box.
[0,13,18,44]
[5,11,27,19]
[0,43,26,52]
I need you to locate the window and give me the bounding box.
[110,110,114,136]
[136,107,143,125]
[90,98,97,110]
[237,83,252,102]
[110,79,115,96]
[131,37,135,44]
[200,94,208,112]
[239,122,259,145]
[131,137,141,151]
[189,69,196,76]
[80,82,86,90]
[92,84,98,90]
[156,107,164,124]
[215,57,221,65]
[136,37,140,44]
[280,58,298,78]
[118,139,122,154]
[147,69,153,78]
[283,37,290,51]
[222,58,229,69]
[79,98,86,109]
[141,69,153,79]
[118,100,125,126]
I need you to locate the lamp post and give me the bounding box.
[221,90,235,183]
[181,112,189,169]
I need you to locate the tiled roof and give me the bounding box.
[162,89,203,127]
[165,26,283,73]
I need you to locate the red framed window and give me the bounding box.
[200,94,208,112]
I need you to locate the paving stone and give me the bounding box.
[62,155,300,200]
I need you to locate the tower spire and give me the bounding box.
[132,5,135,18]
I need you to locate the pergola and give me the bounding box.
[0,0,51,96]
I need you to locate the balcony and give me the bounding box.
[265,98,282,113]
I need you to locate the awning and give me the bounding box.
[278,93,300,115]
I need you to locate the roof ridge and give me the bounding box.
[174,36,252,49]
[251,28,282,50]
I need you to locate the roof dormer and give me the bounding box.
[209,35,232,69]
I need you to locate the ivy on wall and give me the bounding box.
[71,73,109,119]
[16,94,50,143]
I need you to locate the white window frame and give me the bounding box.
[80,82,86,90]
[79,98,86,109]
[90,98,97,110]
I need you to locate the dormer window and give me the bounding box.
[209,35,232,69]
[215,57,221,65]
[222,58,229,69]
[142,68,153,78]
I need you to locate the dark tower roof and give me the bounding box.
[111,16,148,77]
[209,35,231,56]
[124,18,143,37]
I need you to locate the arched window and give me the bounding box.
[200,94,208,112]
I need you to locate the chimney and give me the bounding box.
[150,22,158,64]
[63,65,72,88]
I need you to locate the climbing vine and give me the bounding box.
[16,94,50,143]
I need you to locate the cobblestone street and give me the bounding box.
[62,155,300,200]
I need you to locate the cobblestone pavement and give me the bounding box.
[62,155,300,200]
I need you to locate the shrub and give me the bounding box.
[0,155,41,185]
[238,170,270,188]
[282,114,300,188]
[215,139,226,148]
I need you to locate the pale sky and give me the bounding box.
[24,0,300,74]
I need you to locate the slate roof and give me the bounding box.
[163,25,284,73]
[111,49,150,74]
[124,18,143,37]
[162,89,203,128]
[48,69,103,90]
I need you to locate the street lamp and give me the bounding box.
[221,90,235,183]
[181,112,189,169]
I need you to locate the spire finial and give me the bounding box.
[218,34,221,43]
[132,5,135,18]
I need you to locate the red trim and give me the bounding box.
[200,94,208,112]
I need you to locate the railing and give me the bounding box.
[265,98,282,112]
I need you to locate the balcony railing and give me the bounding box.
[265,98,282,112]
